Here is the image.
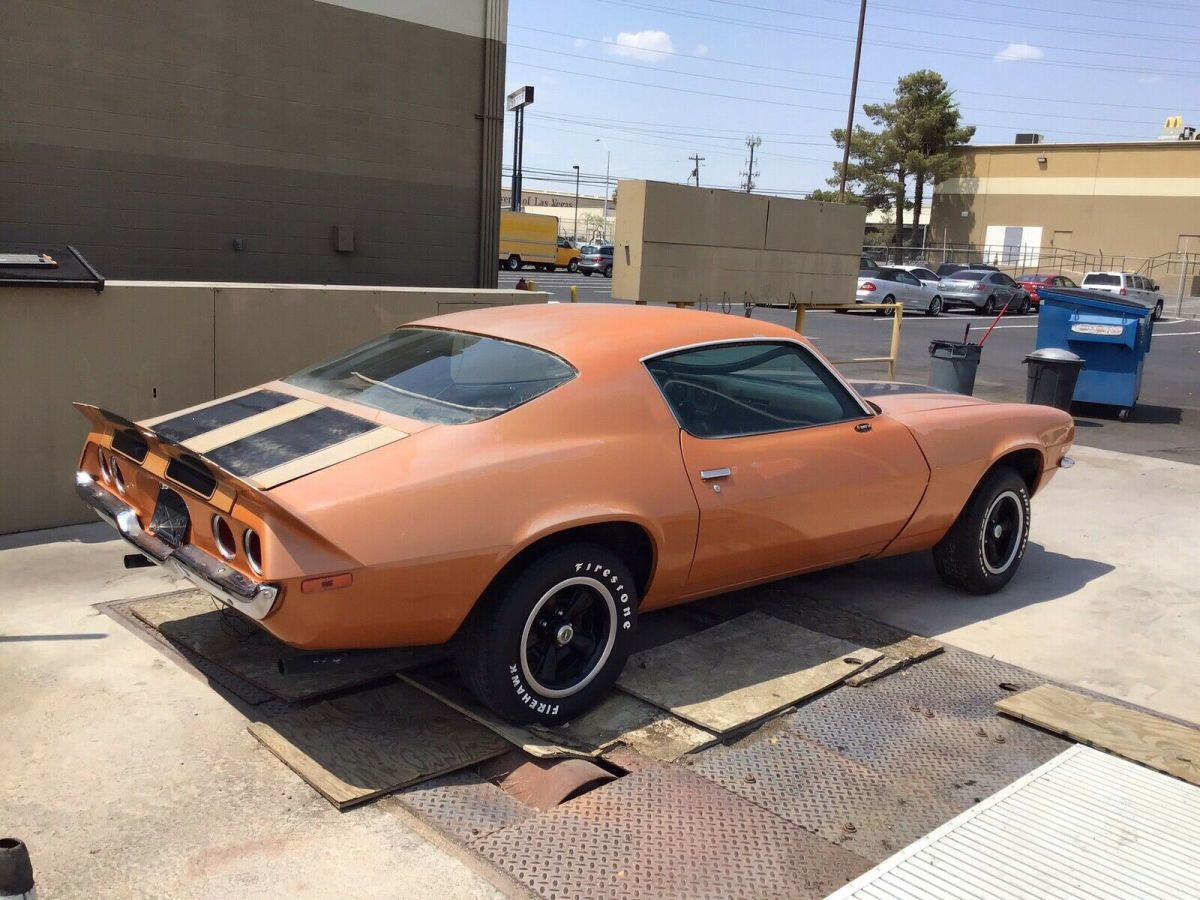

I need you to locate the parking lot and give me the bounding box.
[500,269,1200,465]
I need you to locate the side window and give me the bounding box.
[899,272,918,286]
[645,342,865,438]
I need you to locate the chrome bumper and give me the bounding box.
[75,472,279,619]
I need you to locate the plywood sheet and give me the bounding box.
[616,611,881,734]
[757,595,943,686]
[996,683,1200,787]
[129,590,441,702]
[247,680,509,809]
[404,669,716,763]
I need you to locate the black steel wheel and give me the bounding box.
[455,543,638,724]
[933,466,1031,595]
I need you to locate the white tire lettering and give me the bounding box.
[623,621,631,630]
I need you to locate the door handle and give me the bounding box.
[855,422,872,433]
[699,467,732,480]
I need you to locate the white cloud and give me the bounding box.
[695,43,709,56]
[994,42,1044,63]
[605,30,676,62]
[573,38,586,48]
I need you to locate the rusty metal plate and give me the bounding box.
[473,766,869,899]
[477,750,616,811]
[385,770,535,843]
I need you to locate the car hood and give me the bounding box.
[851,381,990,416]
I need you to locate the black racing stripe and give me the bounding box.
[153,390,294,443]
[204,407,377,477]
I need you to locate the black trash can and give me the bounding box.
[1023,347,1086,411]
[928,340,982,395]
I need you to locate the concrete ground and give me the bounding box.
[0,527,507,899]
[2,447,1195,895]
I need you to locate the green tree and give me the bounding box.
[808,188,863,204]
[889,70,975,248]
[828,124,908,257]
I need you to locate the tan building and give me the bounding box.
[500,187,616,242]
[1,0,508,287]
[931,139,1200,281]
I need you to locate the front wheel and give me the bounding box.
[933,466,1031,595]
[455,544,638,725]
[567,259,579,273]
[1018,295,1031,315]
[985,295,999,315]
[926,296,943,317]
[1153,301,1163,321]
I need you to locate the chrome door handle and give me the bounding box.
[699,467,732,480]
[855,422,872,432]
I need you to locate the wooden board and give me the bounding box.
[996,683,1200,787]
[129,590,442,702]
[754,593,943,686]
[403,669,715,762]
[616,611,881,734]
[247,680,509,809]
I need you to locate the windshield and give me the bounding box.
[285,327,576,425]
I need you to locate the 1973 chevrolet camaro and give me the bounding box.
[75,304,1074,724]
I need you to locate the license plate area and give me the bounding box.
[149,485,190,548]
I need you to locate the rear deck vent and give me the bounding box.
[111,428,148,463]
[166,454,217,498]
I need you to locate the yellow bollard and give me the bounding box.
[570,285,578,303]
[528,279,537,292]
[888,303,903,380]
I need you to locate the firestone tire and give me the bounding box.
[933,466,1031,595]
[455,544,638,725]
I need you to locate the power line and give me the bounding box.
[586,0,1200,76]
[510,26,1195,112]
[818,0,1200,29]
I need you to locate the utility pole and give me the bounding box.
[572,164,580,241]
[506,86,534,211]
[595,138,611,242]
[838,0,868,201]
[741,136,761,193]
[689,153,705,187]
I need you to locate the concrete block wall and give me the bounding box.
[0,282,543,534]
[612,181,866,305]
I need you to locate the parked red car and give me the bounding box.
[1016,274,1078,310]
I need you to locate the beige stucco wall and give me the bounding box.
[612,181,865,305]
[931,142,1200,264]
[0,281,543,534]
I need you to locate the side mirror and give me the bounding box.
[1152,283,1160,291]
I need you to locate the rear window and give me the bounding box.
[285,327,576,425]
[1083,273,1120,286]
[1018,274,1050,283]
[950,271,987,281]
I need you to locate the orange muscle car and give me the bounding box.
[75,305,1074,724]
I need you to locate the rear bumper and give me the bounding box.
[75,471,280,620]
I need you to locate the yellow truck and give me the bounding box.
[499,211,581,272]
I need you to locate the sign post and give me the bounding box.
[506,86,534,212]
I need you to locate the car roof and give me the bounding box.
[1084,271,1131,276]
[409,303,809,369]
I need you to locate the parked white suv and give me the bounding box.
[1081,271,1164,320]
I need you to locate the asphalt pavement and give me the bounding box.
[499,269,1200,464]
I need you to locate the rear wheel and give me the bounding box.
[603,265,613,278]
[926,296,943,317]
[1153,300,1163,321]
[876,294,896,316]
[506,255,522,271]
[933,467,1031,595]
[456,544,638,725]
[985,295,999,315]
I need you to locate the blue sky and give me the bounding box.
[503,0,1200,197]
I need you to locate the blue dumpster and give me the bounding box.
[1035,287,1153,419]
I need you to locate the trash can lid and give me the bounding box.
[1025,347,1084,362]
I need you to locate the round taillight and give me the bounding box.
[212,515,236,560]
[97,447,112,483]
[244,528,263,576]
[112,459,127,494]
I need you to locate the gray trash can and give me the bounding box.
[1023,347,1085,411]
[928,340,982,395]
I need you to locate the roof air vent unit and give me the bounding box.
[1015,133,1043,145]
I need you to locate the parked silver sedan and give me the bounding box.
[855,267,944,317]
[938,270,1030,315]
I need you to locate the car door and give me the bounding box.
[993,273,1019,304]
[643,341,929,597]
[897,271,926,307]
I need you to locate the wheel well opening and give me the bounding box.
[992,448,1043,495]
[486,523,656,607]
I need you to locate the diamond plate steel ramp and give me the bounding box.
[383,770,535,844]
[473,766,869,899]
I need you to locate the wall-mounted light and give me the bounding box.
[1037,154,1048,165]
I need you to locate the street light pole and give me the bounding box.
[595,138,610,242]
[572,165,580,242]
[838,0,868,201]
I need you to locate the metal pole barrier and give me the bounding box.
[570,285,578,303]
[794,305,807,334]
[888,304,903,381]
[1178,258,1188,317]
